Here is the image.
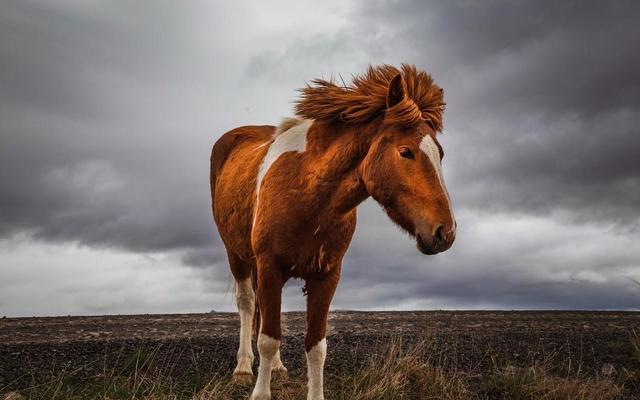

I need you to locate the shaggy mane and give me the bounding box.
[295,64,445,131]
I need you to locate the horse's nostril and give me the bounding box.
[434,225,446,244]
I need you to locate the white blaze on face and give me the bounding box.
[254,119,312,227]
[419,135,455,228]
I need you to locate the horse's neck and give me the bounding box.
[306,122,375,214]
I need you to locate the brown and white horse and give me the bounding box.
[210,64,455,400]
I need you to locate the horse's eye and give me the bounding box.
[399,147,414,159]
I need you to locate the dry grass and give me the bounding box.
[193,337,469,400]
[479,367,624,400]
[335,337,469,400]
[1,335,633,400]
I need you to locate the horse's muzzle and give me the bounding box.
[416,225,455,255]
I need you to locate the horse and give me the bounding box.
[210,64,455,400]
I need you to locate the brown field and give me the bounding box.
[1,311,639,399]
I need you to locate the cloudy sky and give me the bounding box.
[1,1,639,317]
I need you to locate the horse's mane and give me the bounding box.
[274,117,303,136]
[295,64,445,131]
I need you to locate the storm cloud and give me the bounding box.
[1,0,639,316]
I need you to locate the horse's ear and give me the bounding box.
[386,73,406,109]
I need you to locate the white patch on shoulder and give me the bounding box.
[254,118,312,209]
[419,135,455,225]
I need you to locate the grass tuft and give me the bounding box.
[479,366,624,400]
[1,335,634,399]
[337,337,469,400]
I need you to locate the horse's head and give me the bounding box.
[359,74,455,255]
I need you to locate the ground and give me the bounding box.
[1,311,639,399]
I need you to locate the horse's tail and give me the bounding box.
[209,143,219,220]
[209,141,223,218]
[252,269,260,339]
[210,131,261,339]
[210,132,241,220]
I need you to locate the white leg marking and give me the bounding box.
[251,333,280,400]
[271,348,287,373]
[253,119,313,228]
[306,338,327,400]
[419,135,455,228]
[234,278,255,377]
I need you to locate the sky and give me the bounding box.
[1,1,639,317]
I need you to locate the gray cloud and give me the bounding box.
[0,0,639,315]
[0,1,229,255]
[243,1,640,227]
[351,1,640,227]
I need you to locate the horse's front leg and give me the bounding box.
[304,267,340,400]
[251,259,285,400]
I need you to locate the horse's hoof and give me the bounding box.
[232,372,253,384]
[272,367,288,380]
[272,364,288,376]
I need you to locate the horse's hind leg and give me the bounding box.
[271,348,287,375]
[251,256,285,400]
[227,250,256,383]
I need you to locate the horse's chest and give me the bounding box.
[251,119,356,270]
[253,207,356,276]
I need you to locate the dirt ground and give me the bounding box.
[1,311,639,392]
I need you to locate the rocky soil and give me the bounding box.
[1,311,639,390]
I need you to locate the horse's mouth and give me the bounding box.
[416,234,439,255]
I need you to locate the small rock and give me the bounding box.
[601,363,615,376]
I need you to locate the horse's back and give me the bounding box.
[211,125,274,263]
